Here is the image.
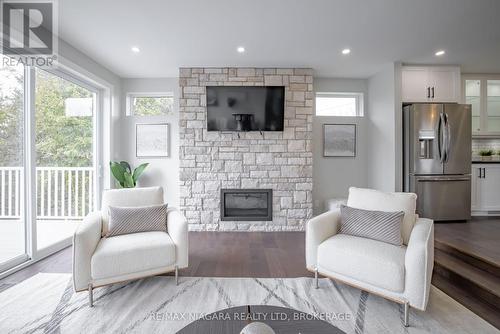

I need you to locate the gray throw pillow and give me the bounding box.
[107,204,168,237]
[340,205,404,246]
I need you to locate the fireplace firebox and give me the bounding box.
[220,189,272,221]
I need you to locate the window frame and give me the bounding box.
[126,92,174,116]
[315,92,364,117]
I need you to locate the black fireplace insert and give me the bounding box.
[220,189,272,221]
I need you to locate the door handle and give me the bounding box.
[438,112,447,163]
[479,168,482,178]
[418,177,471,182]
[444,112,451,162]
[431,87,435,98]
[483,168,486,178]
[427,87,431,98]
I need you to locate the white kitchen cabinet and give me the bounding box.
[471,164,500,214]
[401,66,461,103]
[464,75,500,137]
[401,67,429,102]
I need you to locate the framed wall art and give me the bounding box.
[136,123,170,157]
[323,124,356,157]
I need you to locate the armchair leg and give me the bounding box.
[314,267,319,289]
[175,265,179,286]
[88,283,94,307]
[403,301,409,327]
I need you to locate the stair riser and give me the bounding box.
[435,242,500,277]
[432,272,500,330]
[434,264,500,309]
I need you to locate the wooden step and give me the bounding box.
[434,249,500,298]
[435,239,500,277]
[432,271,500,330]
[434,249,500,309]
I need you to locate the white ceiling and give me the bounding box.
[58,0,500,78]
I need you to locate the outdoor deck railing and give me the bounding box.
[0,167,94,220]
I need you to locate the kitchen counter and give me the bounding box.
[472,160,500,164]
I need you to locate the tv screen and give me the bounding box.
[206,86,284,131]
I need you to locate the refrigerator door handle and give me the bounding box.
[438,111,446,163]
[418,176,471,182]
[444,112,451,163]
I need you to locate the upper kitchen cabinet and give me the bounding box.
[401,66,461,103]
[464,75,500,137]
[487,80,500,133]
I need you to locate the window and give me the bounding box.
[315,92,364,116]
[127,93,174,116]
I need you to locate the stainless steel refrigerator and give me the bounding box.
[403,104,471,221]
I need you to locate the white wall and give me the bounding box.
[312,78,369,214]
[366,63,397,192]
[119,78,180,207]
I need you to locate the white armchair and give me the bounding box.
[72,186,188,306]
[306,187,434,327]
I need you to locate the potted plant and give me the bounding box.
[109,161,149,188]
[478,149,494,161]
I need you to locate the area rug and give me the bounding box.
[0,273,497,333]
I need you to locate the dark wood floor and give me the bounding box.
[185,232,311,278]
[0,221,498,328]
[0,221,498,283]
[0,231,312,289]
[434,218,500,267]
[433,218,500,329]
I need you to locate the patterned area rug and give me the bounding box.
[0,273,497,333]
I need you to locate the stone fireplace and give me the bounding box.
[179,67,313,231]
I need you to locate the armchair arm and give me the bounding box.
[167,208,188,269]
[305,209,341,271]
[404,217,434,310]
[72,211,102,292]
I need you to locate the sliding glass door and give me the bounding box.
[35,68,97,252]
[0,59,99,273]
[0,63,28,271]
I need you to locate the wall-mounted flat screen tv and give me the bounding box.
[206,86,285,131]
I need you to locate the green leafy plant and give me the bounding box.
[478,149,494,157]
[109,161,149,188]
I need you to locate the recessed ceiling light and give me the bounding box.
[237,46,245,53]
[131,46,140,53]
[342,48,351,55]
[435,50,445,56]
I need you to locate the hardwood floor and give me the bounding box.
[1,222,499,329]
[0,245,72,287]
[184,232,311,278]
[434,218,500,267]
[0,232,312,288]
[433,218,500,329]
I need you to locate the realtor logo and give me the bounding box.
[1,0,58,66]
